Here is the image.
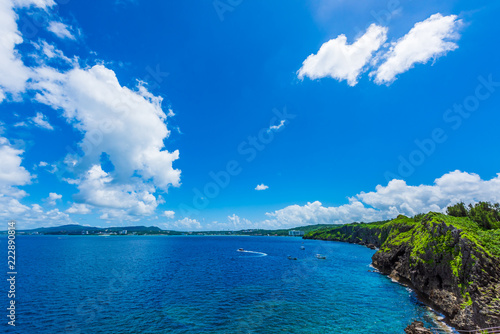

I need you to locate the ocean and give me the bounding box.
[1,235,442,333]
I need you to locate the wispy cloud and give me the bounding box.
[31,112,54,130]
[268,120,285,132]
[47,21,76,40]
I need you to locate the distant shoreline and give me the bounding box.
[0,223,331,237]
[3,233,304,237]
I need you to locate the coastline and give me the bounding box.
[352,242,459,333]
[377,252,459,333]
[304,213,500,331]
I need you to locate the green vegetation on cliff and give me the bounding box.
[305,211,500,258]
[447,201,500,230]
[304,208,500,330]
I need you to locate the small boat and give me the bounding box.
[237,248,244,252]
[300,246,305,250]
[287,255,297,260]
[316,254,326,259]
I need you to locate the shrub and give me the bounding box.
[446,201,500,230]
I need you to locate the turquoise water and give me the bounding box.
[1,236,441,333]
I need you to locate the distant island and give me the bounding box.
[305,202,500,332]
[1,223,339,237]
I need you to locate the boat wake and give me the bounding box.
[237,250,268,257]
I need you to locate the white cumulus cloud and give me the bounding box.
[263,200,388,228]
[165,217,202,231]
[0,0,180,224]
[45,192,62,205]
[260,170,500,229]
[373,13,461,84]
[66,203,91,214]
[74,165,160,217]
[163,210,175,219]
[298,13,462,86]
[255,184,269,191]
[0,0,32,99]
[32,64,180,191]
[0,0,57,100]
[357,170,500,216]
[298,24,388,86]
[0,137,31,189]
[29,63,181,220]
[0,137,71,228]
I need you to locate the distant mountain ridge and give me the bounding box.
[3,223,339,235]
[12,224,163,234]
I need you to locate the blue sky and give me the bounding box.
[1,0,500,230]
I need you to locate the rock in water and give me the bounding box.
[404,321,432,334]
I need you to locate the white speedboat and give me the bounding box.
[316,254,326,259]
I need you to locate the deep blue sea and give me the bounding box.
[0,236,444,333]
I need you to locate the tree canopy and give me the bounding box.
[447,201,500,229]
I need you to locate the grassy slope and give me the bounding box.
[305,213,500,258]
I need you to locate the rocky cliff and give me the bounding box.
[304,213,500,330]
